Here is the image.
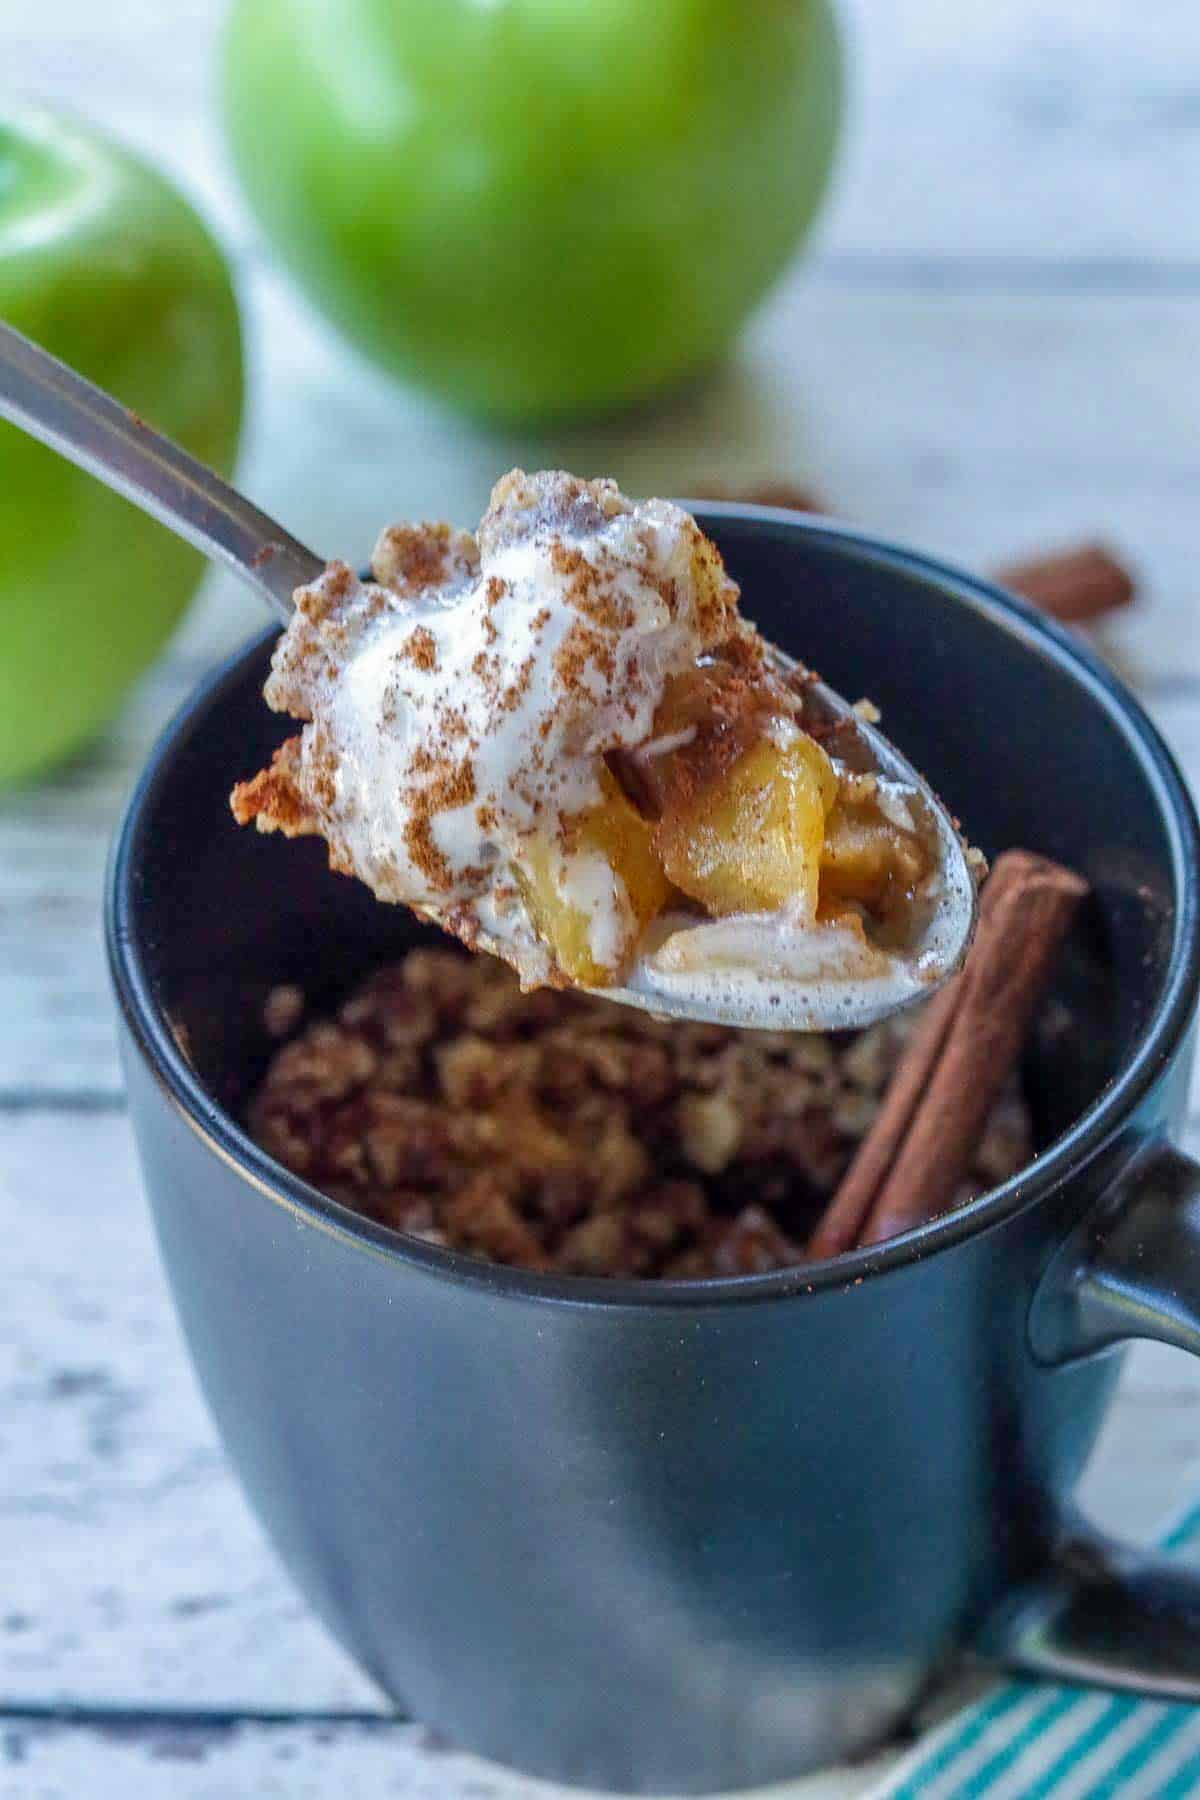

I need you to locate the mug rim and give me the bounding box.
[106,507,1200,1308]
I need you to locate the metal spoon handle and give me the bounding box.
[0,320,322,618]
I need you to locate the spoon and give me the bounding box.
[0,319,977,1031]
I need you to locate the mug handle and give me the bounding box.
[979,1140,1200,1694]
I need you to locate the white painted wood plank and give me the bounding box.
[0,664,215,1100]
[3,1111,1199,1716]
[0,1113,382,1713]
[0,1714,894,1800]
[9,0,1200,267]
[833,0,1200,264]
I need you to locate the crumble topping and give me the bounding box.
[248,950,1032,1280]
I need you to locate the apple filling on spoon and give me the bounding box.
[232,471,975,1028]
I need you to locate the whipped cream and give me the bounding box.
[261,470,743,985]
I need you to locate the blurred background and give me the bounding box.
[3,1,1200,1792]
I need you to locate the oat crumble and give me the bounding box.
[248,949,1032,1280]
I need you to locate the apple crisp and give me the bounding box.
[232,472,961,1011]
[247,949,1032,1279]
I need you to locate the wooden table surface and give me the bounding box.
[4,2,1200,1794]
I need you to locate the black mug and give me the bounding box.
[107,513,1200,1794]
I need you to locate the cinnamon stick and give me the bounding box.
[696,482,1134,625]
[805,977,962,1260]
[694,480,826,516]
[807,851,1088,1259]
[991,544,1136,624]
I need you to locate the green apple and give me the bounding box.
[0,107,243,786]
[223,0,840,423]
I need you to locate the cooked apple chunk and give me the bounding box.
[819,791,931,921]
[655,733,838,920]
[516,770,673,986]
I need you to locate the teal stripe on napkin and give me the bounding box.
[871,1504,1200,1800]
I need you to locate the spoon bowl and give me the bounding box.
[604,644,977,1031]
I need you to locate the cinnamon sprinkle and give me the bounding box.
[553,619,617,689]
[399,625,438,672]
[373,522,479,594]
[402,757,478,892]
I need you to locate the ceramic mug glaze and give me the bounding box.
[108,514,1200,1793]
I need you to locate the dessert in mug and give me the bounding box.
[248,950,1033,1279]
[233,472,973,1017]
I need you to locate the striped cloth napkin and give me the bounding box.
[865,1505,1200,1800]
